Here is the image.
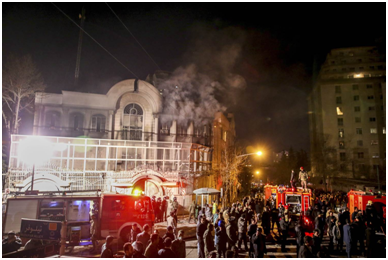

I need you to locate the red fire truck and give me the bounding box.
[347,189,386,222]
[264,185,312,215]
[3,190,155,248]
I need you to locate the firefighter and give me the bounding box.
[151,196,157,222]
[170,197,179,224]
[162,196,168,222]
[298,167,308,191]
[155,197,162,223]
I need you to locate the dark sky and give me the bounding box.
[3,2,386,153]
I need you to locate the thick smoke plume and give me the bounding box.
[159,24,247,125]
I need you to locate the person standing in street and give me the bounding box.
[312,229,321,257]
[215,220,227,258]
[343,219,353,258]
[196,216,207,258]
[226,216,237,250]
[365,222,375,258]
[204,223,215,257]
[155,197,162,223]
[295,220,305,258]
[299,236,314,258]
[162,196,168,222]
[171,230,186,258]
[167,212,177,237]
[170,197,179,224]
[188,200,196,224]
[279,216,291,252]
[261,207,271,236]
[158,237,176,257]
[100,236,114,258]
[144,234,159,258]
[252,227,267,258]
[136,224,151,248]
[212,200,218,215]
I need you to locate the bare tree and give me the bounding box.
[2,54,45,136]
[216,145,247,208]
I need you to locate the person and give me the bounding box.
[213,209,220,227]
[365,222,375,258]
[343,219,353,258]
[90,214,99,252]
[198,208,206,223]
[351,207,358,222]
[337,210,345,252]
[171,230,186,258]
[271,206,280,234]
[237,214,248,251]
[144,234,159,258]
[365,200,376,224]
[299,236,314,258]
[188,200,196,223]
[197,216,207,258]
[312,229,321,257]
[278,203,285,218]
[123,242,134,258]
[136,224,150,249]
[215,220,227,258]
[132,241,146,258]
[226,216,237,250]
[290,169,296,188]
[130,224,141,243]
[152,229,164,251]
[162,226,176,242]
[332,217,342,253]
[155,197,162,223]
[170,197,179,219]
[342,207,350,223]
[100,235,114,258]
[205,204,213,221]
[2,230,22,254]
[23,239,43,251]
[204,223,215,257]
[298,166,308,191]
[162,196,168,222]
[295,220,305,258]
[353,216,365,256]
[247,219,257,257]
[315,213,325,239]
[328,216,336,253]
[167,212,177,237]
[252,227,267,258]
[158,237,176,257]
[279,216,291,252]
[261,207,271,236]
[212,200,218,215]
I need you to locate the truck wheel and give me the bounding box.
[120,227,131,242]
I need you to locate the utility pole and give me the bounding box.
[74,7,86,87]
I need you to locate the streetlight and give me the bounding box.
[18,136,56,191]
[256,171,260,175]
[237,151,263,158]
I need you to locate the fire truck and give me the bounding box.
[3,190,155,248]
[347,189,386,222]
[264,185,312,215]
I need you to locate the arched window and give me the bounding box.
[123,103,143,140]
[45,111,61,128]
[69,113,84,130]
[91,114,106,132]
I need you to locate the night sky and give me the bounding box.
[3,2,386,153]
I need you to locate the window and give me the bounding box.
[340,153,346,161]
[357,140,363,146]
[336,107,344,115]
[367,84,373,89]
[356,128,363,134]
[45,111,61,128]
[339,141,345,149]
[338,118,344,126]
[371,140,378,145]
[355,117,361,123]
[357,152,364,159]
[338,129,345,138]
[70,114,84,130]
[354,106,361,112]
[369,106,375,111]
[383,127,386,134]
[372,153,379,158]
[91,115,106,132]
[370,117,376,122]
[369,66,375,69]
[349,67,355,71]
[123,103,143,140]
[336,96,342,104]
[354,95,359,101]
[335,86,341,93]
[370,128,377,134]
[367,96,374,100]
[352,84,359,90]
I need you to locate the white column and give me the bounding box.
[153,116,159,141]
[108,110,114,139]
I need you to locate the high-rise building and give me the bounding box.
[308,46,386,180]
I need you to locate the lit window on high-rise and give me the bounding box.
[336,107,344,115]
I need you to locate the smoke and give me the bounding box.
[159,24,247,125]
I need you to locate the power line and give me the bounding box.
[51,3,139,79]
[105,3,162,71]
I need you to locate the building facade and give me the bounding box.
[7,79,235,204]
[308,46,386,180]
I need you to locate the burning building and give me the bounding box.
[6,78,235,204]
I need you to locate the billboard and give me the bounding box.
[20,218,62,241]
